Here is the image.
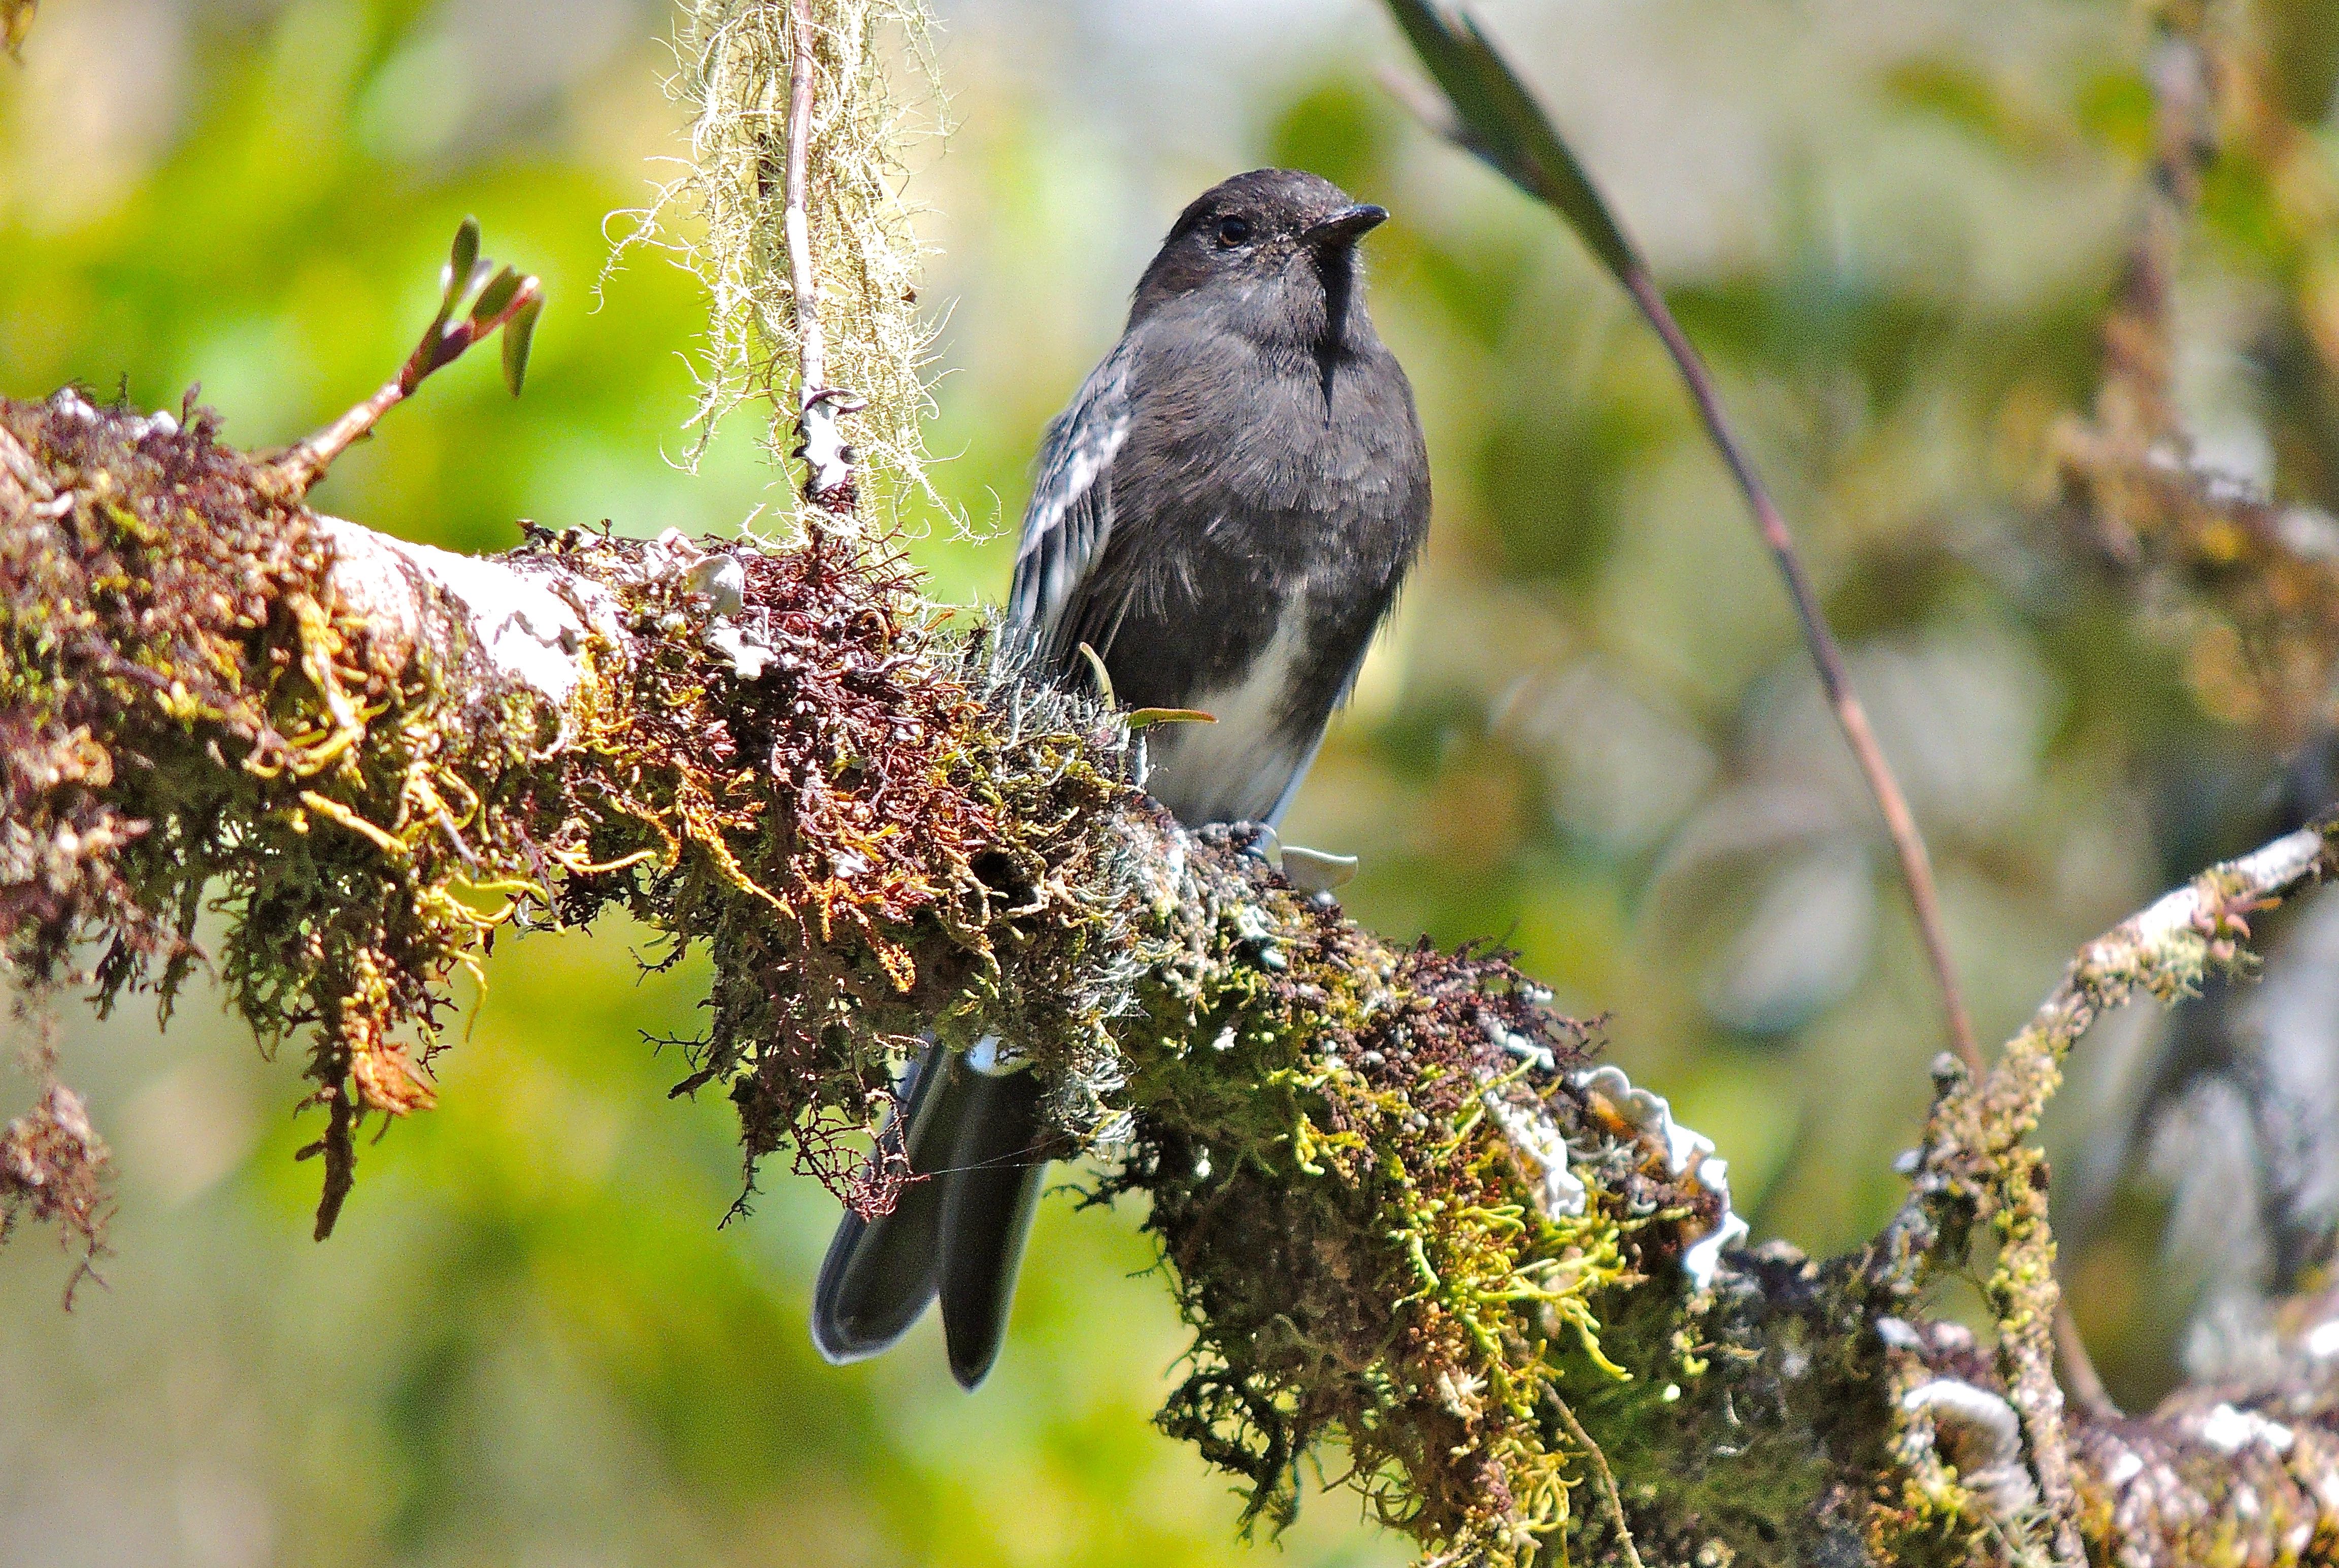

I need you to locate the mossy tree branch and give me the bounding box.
[9,388,2339,1566]
[9,4,2339,1560]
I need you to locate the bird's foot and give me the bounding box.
[1216,823,1358,902]
[1225,821,1279,862]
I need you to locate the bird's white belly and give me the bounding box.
[1139,617,1316,827]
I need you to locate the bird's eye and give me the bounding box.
[1213,215,1252,248]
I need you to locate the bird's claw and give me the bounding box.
[1228,821,1279,862]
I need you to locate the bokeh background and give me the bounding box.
[5,1,2338,1563]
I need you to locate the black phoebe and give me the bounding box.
[811,169,1431,1387]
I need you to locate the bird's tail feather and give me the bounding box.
[939,1069,1048,1388]
[809,1042,1049,1388]
[811,1044,953,1364]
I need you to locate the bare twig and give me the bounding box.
[266,217,542,498]
[2028,0,2228,1469]
[2053,1298,2117,1420]
[268,380,413,498]
[0,419,53,507]
[2052,15,2339,748]
[1,0,35,60]
[783,0,865,517]
[2089,28,2212,450]
[1380,0,1980,1073]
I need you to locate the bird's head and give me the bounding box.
[1129,169,1389,352]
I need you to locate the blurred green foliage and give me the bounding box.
[6,1,2339,1563]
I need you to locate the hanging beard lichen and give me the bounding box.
[621,0,948,526]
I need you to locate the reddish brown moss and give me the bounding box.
[0,391,1135,1239]
[0,390,1726,1565]
[1,389,578,1233]
[0,1066,111,1302]
[1,389,322,990]
[531,523,1134,1215]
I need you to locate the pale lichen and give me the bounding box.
[617,0,949,526]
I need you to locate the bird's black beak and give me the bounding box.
[1302,203,1389,251]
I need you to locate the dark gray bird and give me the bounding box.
[811,168,1431,1388]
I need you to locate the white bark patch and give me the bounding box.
[317,517,621,707]
[2121,827,2326,953]
[2198,1402,2295,1455]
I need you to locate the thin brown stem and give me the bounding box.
[1547,1390,1646,1568]
[264,252,539,501]
[266,379,409,498]
[1371,5,1977,1071]
[2,0,37,60]
[2054,1299,2118,1420]
[1620,268,1981,1075]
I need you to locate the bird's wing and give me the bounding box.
[1005,335,1138,670]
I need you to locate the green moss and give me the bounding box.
[1097,860,1699,1562]
[0,390,1751,1564]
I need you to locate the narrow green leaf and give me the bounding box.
[1126,708,1218,729]
[501,294,543,395]
[444,216,482,311]
[1383,2,1980,1059]
[470,265,522,326]
[1380,0,1644,286]
[1075,642,1116,707]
